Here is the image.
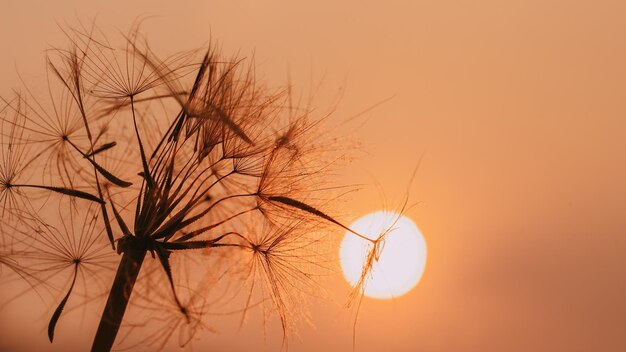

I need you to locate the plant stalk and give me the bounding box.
[91,247,146,352]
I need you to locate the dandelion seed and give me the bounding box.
[4,203,117,341]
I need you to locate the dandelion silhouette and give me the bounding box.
[0,22,385,351]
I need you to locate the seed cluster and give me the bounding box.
[0,23,381,351]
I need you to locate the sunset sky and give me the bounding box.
[1,1,625,351]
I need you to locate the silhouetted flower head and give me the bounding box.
[0,22,382,351]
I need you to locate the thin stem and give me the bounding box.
[11,183,103,204]
[91,247,146,352]
[130,96,153,188]
[48,262,79,342]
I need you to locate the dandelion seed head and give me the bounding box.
[0,21,380,350]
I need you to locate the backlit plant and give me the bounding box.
[0,23,385,351]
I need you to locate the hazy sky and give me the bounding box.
[1,1,625,351]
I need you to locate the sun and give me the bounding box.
[339,211,427,299]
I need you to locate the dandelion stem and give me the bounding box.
[91,246,146,352]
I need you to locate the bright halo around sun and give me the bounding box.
[340,211,427,299]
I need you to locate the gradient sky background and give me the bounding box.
[1,1,626,351]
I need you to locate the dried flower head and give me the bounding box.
[0,22,383,351]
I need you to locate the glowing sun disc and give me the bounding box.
[340,212,427,299]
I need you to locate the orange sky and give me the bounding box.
[1,1,626,351]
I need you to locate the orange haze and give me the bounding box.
[1,1,625,351]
